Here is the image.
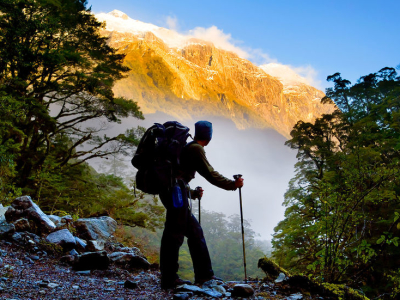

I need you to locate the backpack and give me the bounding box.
[131,121,191,194]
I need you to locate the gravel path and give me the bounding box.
[0,241,172,300]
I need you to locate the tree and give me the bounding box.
[0,0,143,191]
[272,67,400,298]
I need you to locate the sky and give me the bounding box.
[89,0,400,90]
[86,0,399,240]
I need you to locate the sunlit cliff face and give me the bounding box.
[96,10,334,139]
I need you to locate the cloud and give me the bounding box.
[188,26,250,59]
[260,63,321,88]
[165,16,178,31]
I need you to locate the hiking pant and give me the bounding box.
[159,189,214,283]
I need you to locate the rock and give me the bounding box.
[108,252,150,270]
[0,220,15,238]
[11,232,22,243]
[275,272,288,283]
[288,293,304,300]
[5,196,56,233]
[173,293,191,300]
[61,215,73,224]
[26,232,41,243]
[211,284,226,294]
[73,251,110,271]
[0,205,8,221]
[60,255,76,265]
[86,240,105,252]
[46,229,76,250]
[74,216,117,241]
[258,257,290,280]
[231,284,255,298]
[124,280,138,289]
[75,270,91,276]
[74,236,87,251]
[13,218,31,232]
[25,256,34,264]
[47,215,62,226]
[115,246,142,255]
[175,284,223,298]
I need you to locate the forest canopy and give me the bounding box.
[0,0,165,229]
[272,66,400,298]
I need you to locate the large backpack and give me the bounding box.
[131,121,191,194]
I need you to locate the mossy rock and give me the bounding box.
[322,283,369,300]
[287,276,369,300]
[258,257,290,280]
[257,257,369,300]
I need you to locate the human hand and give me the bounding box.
[235,177,244,188]
[195,186,204,199]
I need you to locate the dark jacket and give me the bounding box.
[179,141,236,192]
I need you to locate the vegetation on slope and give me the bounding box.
[272,67,400,298]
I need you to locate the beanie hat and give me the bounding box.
[195,121,213,141]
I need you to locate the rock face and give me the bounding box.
[74,216,117,241]
[96,11,335,138]
[5,196,56,233]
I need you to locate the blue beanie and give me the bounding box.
[195,121,213,141]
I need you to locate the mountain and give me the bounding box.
[96,10,334,138]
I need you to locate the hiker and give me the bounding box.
[159,120,244,289]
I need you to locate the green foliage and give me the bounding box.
[0,0,165,232]
[0,0,143,191]
[272,67,400,298]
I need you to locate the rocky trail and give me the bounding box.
[0,196,365,300]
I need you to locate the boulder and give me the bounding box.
[74,237,87,251]
[175,284,223,298]
[108,252,150,270]
[60,255,76,265]
[86,240,105,252]
[231,284,255,298]
[46,229,76,250]
[73,251,110,271]
[13,218,31,232]
[5,196,56,233]
[275,272,288,283]
[0,205,8,221]
[47,215,62,227]
[74,216,117,241]
[61,215,73,224]
[0,220,15,238]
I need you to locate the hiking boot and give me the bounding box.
[195,275,224,285]
[161,278,192,290]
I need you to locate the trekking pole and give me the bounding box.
[196,186,202,225]
[233,174,247,283]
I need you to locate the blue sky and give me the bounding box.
[89,0,399,90]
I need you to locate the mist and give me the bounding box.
[90,112,297,240]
